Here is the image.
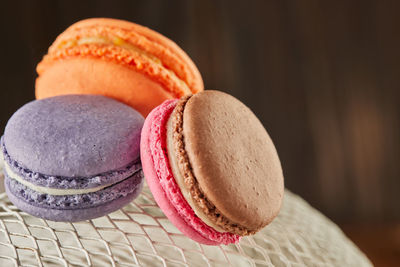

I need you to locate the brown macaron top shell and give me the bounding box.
[168,90,284,235]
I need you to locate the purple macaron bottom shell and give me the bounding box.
[5,174,144,222]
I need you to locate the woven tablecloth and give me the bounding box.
[0,165,372,266]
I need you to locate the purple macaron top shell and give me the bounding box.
[3,95,144,177]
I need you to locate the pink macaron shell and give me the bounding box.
[140,99,240,245]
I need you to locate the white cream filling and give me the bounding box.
[4,162,114,196]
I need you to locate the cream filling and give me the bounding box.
[166,110,226,233]
[4,162,114,196]
[56,35,191,94]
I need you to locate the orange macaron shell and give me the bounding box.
[36,57,171,116]
[36,18,204,116]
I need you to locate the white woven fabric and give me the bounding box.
[0,163,371,266]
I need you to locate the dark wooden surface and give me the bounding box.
[0,0,399,226]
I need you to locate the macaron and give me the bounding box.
[140,90,284,245]
[2,95,144,222]
[36,18,204,116]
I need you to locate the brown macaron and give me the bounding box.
[141,90,284,245]
[170,90,284,234]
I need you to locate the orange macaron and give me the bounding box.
[36,18,203,116]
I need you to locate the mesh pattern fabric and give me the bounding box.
[0,166,371,266]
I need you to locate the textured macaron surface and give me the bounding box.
[3,95,144,178]
[175,91,284,234]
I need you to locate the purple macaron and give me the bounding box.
[2,95,144,222]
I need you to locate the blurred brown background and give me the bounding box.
[0,1,399,265]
